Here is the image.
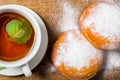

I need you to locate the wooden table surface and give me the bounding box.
[0,0,120,80]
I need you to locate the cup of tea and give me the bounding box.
[0,5,41,77]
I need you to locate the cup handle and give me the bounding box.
[22,63,32,77]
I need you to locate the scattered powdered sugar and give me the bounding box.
[105,51,120,69]
[105,0,114,3]
[83,3,120,41]
[55,30,101,69]
[59,1,80,32]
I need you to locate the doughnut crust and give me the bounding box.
[79,2,120,50]
[52,30,103,80]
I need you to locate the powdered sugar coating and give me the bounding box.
[83,3,120,43]
[105,51,120,69]
[55,30,103,70]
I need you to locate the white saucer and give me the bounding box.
[0,5,48,76]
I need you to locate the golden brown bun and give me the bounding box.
[52,30,103,80]
[79,2,120,50]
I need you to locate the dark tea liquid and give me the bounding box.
[0,12,34,61]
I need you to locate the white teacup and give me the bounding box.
[0,5,41,77]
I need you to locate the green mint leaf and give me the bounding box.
[6,19,33,44]
[0,66,5,70]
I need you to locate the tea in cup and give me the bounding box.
[0,5,41,77]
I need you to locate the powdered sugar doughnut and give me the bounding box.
[79,2,120,50]
[102,51,120,80]
[52,30,103,80]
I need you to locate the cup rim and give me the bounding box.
[0,5,41,67]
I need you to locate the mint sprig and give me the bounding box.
[6,19,33,44]
[0,66,5,70]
